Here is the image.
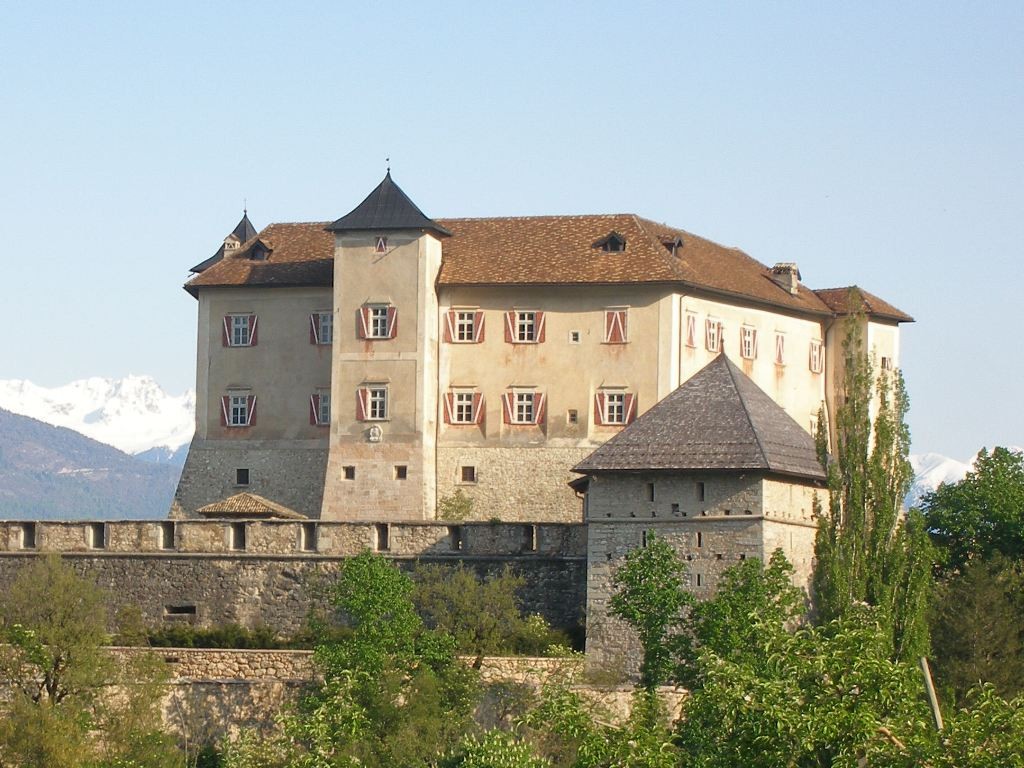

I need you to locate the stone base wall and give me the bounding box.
[437,445,593,522]
[174,439,328,518]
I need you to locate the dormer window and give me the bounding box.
[249,241,269,261]
[375,236,388,253]
[593,232,626,252]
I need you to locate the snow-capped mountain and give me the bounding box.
[906,446,1024,507]
[0,376,194,455]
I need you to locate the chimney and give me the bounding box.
[770,262,801,295]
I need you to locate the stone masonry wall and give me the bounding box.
[174,439,328,518]
[0,520,586,635]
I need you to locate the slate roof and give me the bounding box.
[190,212,261,274]
[814,286,913,323]
[196,492,307,519]
[327,172,451,237]
[573,354,826,481]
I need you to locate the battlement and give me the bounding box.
[0,519,586,560]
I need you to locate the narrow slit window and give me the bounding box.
[229,522,247,551]
[375,523,390,552]
[300,522,318,552]
[449,525,463,551]
[522,524,537,553]
[19,522,36,550]
[88,522,106,550]
[159,521,175,550]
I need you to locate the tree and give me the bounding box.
[609,532,692,689]
[0,555,180,768]
[922,446,1024,572]
[812,307,932,662]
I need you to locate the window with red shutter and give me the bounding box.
[809,339,824,373]
[685,313,697,348]
[775,333,785,365]
[504,390,544,424]
[595,390,637,426]
[310,391,330,426]
[740,326,758,360]
[223,391,254,427]
[446,309,485,343]
[223,314,257,347]
[705,319,723,353]
[505,310,544,343]
[604,308,628,343]
[310,312,333,345]
[357,385,388,420]
[359,305,396,340]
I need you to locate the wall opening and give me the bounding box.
[697,481,705,502]
[229,522,247,551]
[19,522,36,550]
[646,483,655,502]
[460,465,477,483]
[235,468,250,486]
[394,465,408,480]
[300,522,318,552]
[88,522,106,550]
[374,523,390,552]
[448,525,463,551]
[159,521,176,550]
[696,573,703,587]
[163,605,197,622]
[697,531,703,548]
[343,466,356,480]
[522,524,537,553]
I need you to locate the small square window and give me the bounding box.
[461,465,477,483]
[568,330,581,344]
[343,466,356,480]
[395,465,408,480]
[236,468,250,486]
[567,409,578,425]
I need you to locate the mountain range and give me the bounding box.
[0,376,1015,518]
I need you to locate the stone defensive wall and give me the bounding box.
[0,519,587,634]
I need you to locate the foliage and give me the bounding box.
[609,532,692,688]
[922,446,1024,572]
[0,555,180,768]
[676,549,804,687]
[438,489,475,521]
[440,731,553,768]
[930,555,1024,706]
[812,308,932,662]
[413,564,569,665]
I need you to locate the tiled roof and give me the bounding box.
[185,223,334,296]
[814,286,914,323]
[327,172,451,237]
[183,217,908,323]
[196,492,307,519]
[573,354,826,481]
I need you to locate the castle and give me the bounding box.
[0,173,910,673]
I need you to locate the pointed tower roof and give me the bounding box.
[327,172,451,237]
[574,355,825,481]
[190,211,260,273]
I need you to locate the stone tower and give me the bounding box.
[321,173,452,521]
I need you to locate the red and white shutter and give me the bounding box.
[705,319,714,350]
[593,392,606,426]
[605,310,627,343]
[504,311,515,343]
[534,392,547,425]
[386,306,398,339]
[245,396,257,426]
[624,393,637,424]
[309,394,319,425]
[222,316,231,347]
[472,392,485,424]
[751,329,759,358]
[248,315,258,346]
[357,308,370,340]
[443,311,455,343]
[775,334,785,364]
[536,312,546,343]
[443,392,455,424]
[355,388,367,421]
[473,311,485,343]
[309,314,319,345]
[220,396,230,426]
[686,315,696,347]
[501,392,513,424]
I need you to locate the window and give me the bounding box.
[697,481,706,502]
[310,312,333,345]
[593,391,637,426]
[444,309,484,343]
[375,236,387,253]
[594,232,626,252]
[567,409,579,425]
[343,465,356,480]
[880,356,893,371]
[809,339,824,373]
[740,326,758,359]
[697,531,703,548]
[394,465,408,480]
[20,522,36,550]
[357,304,397,340]
[504,310,546,344]
[221,393,256,427]
[164,604,197,618]
[775,333,786,365]
[522,524,537,552]
[229,522,246,551]
[461,465,477,483]
[88,522,106,550]
[568,330,581,343]
[159,521,175,550]
[310,391,331,426]
[705,318,723,352]
[235,468,250,486]
[604,308,628,343]
[300,522,318,552]
[685,313,697,348]
[223,313,257,347]
[356,385,388,420]
[501,389,546,425]
[443,390,484,425]
[374,523,390,552]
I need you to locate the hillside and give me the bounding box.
[0,408,179,519]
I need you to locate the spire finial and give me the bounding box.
[243,197,247,216]
[385,157,390,174]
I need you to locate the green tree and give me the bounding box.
[609,532,692,689]
[930,555,1024,706]
[922,446,1024,572]
[812,307,932,662]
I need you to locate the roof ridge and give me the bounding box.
[722,355,772,468]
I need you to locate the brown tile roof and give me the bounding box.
[185,223,334,296]
[814,286,914,323]
[574,354,826,480]
[184,217,909,323]
[196,492,307,519]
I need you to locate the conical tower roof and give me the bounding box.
[327,172,451,237]
[574,354,825,481]
[190,211,260,274]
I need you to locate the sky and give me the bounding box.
[0,1,1020,460]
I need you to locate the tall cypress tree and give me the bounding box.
[812,304,932,662]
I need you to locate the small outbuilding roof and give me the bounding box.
[196,492,307,519]
[573,354,826,481]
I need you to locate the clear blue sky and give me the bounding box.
[0,1,1020,459]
